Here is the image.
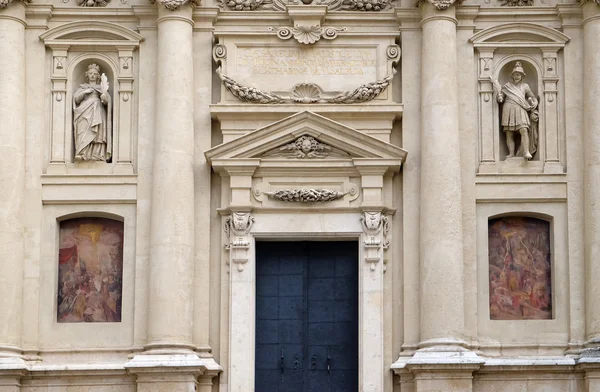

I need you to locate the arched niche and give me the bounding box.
[487,215,553,321]
[40,21,143,175]
[470,23,569,174]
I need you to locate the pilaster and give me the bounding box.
[582,0,600,347]
[0,0,26,364]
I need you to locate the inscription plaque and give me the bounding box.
[234,45,378,92]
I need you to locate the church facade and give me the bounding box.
[1,0,600,390]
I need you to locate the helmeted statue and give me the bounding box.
[492,61,539,160]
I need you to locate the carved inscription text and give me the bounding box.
[237,47,377,77]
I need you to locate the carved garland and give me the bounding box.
[217,0,394,11]
[264,189,346,203]
[216,67,396,105]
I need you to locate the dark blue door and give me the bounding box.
[255,241,359,392]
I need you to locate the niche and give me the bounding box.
[488,216,552,320]
[71,59,116,163]
[57,217,124,323]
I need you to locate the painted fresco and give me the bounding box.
[488,217,552,320]
[57,218,123,323]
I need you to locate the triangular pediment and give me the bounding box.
[205,111,407,168]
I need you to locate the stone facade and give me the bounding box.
[0,0,599,390]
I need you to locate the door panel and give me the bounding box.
[255,241,358,392]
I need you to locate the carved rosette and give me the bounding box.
[361,211,389,271]
[264,189,346,203]
[151,0,200,10]
[224,212,254,272]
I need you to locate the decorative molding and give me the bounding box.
[416,0,464,10]
[150,0,200,11]
[269,25,347,45]
[361,211,389,271]
[0,0,30,8]
[263,188,346,202]
[224,212,254,272]
[279,135,332,158]
[217,0,393,11]
[216,67,395,105]
[212,44,227,64]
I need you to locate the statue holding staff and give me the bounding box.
[491,61,539,160]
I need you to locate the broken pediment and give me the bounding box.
[205,111,407,176]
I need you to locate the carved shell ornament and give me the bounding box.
[269,26,347,45]
[291,84,322,104]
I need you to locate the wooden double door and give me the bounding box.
[255,241,359,392]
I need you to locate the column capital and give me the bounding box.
[417,0,463,11]
[0,0,29,9]
[581,0,600,6]
[151,0,199,10]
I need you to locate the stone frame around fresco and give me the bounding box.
[33,205,137,350]
[476,202,569,357]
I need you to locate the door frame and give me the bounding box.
[223,211,389,392]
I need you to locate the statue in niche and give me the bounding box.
[73,64,112,162]
[492,61,539,160]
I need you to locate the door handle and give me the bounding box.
[280,348,284,376]
[294,354,299,370]
[327,347,331,376]
[311,355,317,373]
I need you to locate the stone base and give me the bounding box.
[0,357,27,392]
[125,354,221,392]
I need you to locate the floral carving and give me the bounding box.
[217,0,394,10]
[264,189,346,203]
[498,0,532,5]
[216,66,396,105]
[279,135,332,158]
[328,70,396,104]
[341,0,391,10]
[78,0,110,6]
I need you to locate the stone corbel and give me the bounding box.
[224,212,254,272]
[361,211,389,271]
